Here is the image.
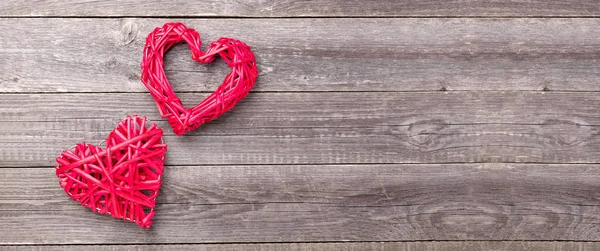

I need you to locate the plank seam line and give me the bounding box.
[3,202,599,208]
[2,90,600,94]
[4,162,600,169]
[3,240,600,246]
[2,16,600,19]
[2,121,599,127]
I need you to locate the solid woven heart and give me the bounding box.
[141,22,259,136]
[55,115,167,228]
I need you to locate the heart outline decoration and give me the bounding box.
[141,22,259,136]
[55,115,167,228]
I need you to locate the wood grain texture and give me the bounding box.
[1,92,600,167]
[2,18,600,93]
[1,1,600,17]
[1,242,598,251]
[2,164,600,244]
[2,2,600,247]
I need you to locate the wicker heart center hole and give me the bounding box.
[163,43,232,108]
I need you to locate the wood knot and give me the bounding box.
[538,119,596,146]
[407,119,447,147]
[119,19,138,45]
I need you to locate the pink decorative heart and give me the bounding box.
[55,115,167,228]
[141,22,259,135]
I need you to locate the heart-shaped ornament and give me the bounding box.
[141,22,259,136]
[55,115,167,228]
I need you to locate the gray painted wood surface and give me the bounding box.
[2,92,600,167]
[3,242,600,251]
[1,1,600,17]
[1,1,600,250]
[3,164,600,244]
[2,18,600,93]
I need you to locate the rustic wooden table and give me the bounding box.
[2,1,600,250]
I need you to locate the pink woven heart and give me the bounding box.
[141,22,259,136]
[55,115,167,228]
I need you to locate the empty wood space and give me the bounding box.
[1,1,600,17]
[1,1,599,250]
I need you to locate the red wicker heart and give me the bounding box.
[55,115,167,228]
[141,22,259,136]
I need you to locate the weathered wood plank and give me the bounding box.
[1,1,600,17]
[2,18,600,93]
[5,164,600,210]
[2,92,600,166]
[2,164,600,243]
[0,241,596,251]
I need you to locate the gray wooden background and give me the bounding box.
[2,1,600,250]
